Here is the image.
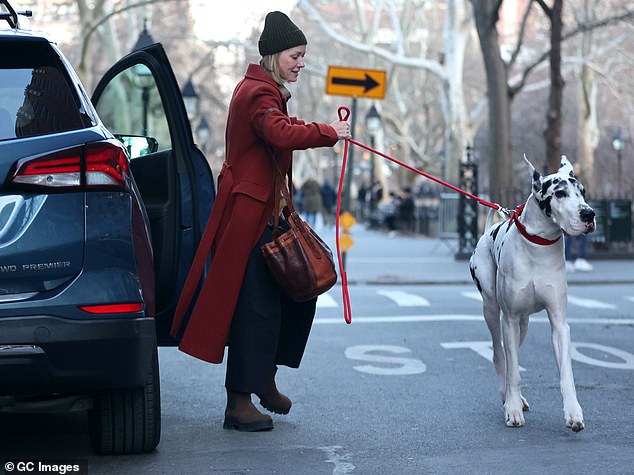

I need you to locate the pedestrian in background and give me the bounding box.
[321,180,337,227]
[565,234,593,272]
[300,177,323,227]
[170,11,350,432]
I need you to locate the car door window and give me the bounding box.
[94,63,171,158]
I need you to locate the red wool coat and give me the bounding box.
[170,64,339,363]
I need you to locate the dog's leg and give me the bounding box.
[502,314,526,427]
[483,297,505,402]
[517,316,530,411]
[470,241,505,401]
[547,306,584,432]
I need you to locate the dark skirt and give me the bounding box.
[225,221,317,394]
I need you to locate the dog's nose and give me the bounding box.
[580,207,595,223]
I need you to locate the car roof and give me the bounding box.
[1,1,53,41]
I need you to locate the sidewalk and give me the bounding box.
[319,224,634,286]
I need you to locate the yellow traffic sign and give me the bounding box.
[338,233,354,253]
[326,66,386,99]
[339,211,356,231]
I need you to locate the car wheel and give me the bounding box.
[88,348,161,455]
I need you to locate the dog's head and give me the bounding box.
[525,155,596,236]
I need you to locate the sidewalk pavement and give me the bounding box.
[319,224,634,286]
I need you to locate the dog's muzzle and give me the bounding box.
[580,206,596,234]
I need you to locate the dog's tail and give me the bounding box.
[485,207,496,230]
[483,206,510,231]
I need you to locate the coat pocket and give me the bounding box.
[232,181,271,203]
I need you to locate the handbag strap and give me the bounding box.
[266,147,326,260]
[266,146,294,237]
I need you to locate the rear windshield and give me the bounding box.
[0,38,93,141]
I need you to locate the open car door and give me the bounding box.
[91,43,215,345]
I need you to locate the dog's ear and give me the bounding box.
[559,155,575,176]
[524,154,542,194]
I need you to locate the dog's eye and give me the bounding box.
[555,190,568,198]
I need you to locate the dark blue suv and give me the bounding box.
[0,1,214,454]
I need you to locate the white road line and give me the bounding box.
[461,291,483,301]
[625,296,634,303]
[316,293,338,308]
[314,314,634,325]
[377,290,430,307]
[319,290,621,310]
[568,295,617,309]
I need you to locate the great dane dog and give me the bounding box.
[469,155,595,432]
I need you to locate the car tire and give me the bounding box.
[88,348,161,455]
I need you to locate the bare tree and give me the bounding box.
[298,0,475,186]
[534,0,564,172]
[575,0,599,189]
[470,0,515,205]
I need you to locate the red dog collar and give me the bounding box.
[510,204,561,246]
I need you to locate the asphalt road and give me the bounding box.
[2,283,633,475]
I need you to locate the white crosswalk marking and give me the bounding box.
[625,296,634,303]
[316,288,623,311]
[461,291,483,301]
[377,290,430,307]
[568,295,617,309]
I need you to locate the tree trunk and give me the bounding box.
[543,0,564,173]
[577,0,599,192]
[471,0,514,205]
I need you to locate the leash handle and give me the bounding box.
[335,108,352,324]
[338,106,350,122]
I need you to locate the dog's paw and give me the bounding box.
[521,395,530,412]
[564,405,584,432]
[504,401,526,427]
[567,419,584,432]
[505,410,525,427]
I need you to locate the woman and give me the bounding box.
[170,11,350,432]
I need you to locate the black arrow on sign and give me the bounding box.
[331,73,379,93]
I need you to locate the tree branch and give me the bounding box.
[298,0,444,78]
[533,0,551,16]
[508,0,534,69]
[509,8,634,96]
[79,0,182,69]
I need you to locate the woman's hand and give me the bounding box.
[330,120,351,140]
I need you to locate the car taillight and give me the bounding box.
[9,140,131,192]
[79,303,144,314]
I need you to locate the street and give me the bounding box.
[2,276,634,474]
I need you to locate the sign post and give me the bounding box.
[326,65,387,264]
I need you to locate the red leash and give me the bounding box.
[334,106,509,324]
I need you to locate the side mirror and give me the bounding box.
[115,134,159,158]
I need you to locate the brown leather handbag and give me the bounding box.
[261,164,337,302]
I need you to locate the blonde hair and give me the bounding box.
[260,54,285,85]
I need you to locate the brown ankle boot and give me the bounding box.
[223,390,273,431]
[258,366,292,415]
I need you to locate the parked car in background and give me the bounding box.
[0,0,214,454]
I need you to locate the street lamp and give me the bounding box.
[132,20,155,51]
[132,23,155,136]
[196,115,210,149]
[612,128,625,196]
[365,104,382,218]
[182,77,199,118]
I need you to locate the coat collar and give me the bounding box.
[245,64,291,101]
